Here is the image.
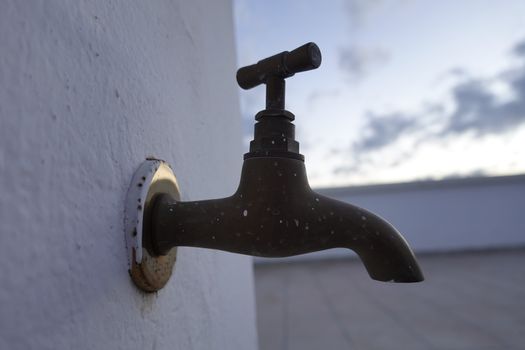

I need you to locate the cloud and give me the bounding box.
[448,67,468,77]
[354,112,417,152]
[333,37,525,175]
[343,0,387,28]
[339,46,390,81]
[306,89,341,109]
[339,1,392,82]
[350,103,446,154]
[513,39,525,57]
[432,67,470,86]
[362,38,525,148]
[442,75,525,136]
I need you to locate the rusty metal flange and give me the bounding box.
[125,159,180,292]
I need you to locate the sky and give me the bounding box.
[233,0,525,188]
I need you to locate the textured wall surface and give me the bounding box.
[0,1,257,349]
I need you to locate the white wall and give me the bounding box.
[0,1,257,349]
[257,174,525,263]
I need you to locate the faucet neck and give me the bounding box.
[245,77,303,160]
[245,75,303,160]
[245,112,304,161]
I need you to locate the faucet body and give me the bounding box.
[151,156,423,282]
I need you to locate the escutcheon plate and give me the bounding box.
[125,159,180,292]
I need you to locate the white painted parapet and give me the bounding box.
[0,1,257,349]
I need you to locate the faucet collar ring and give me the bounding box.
[255,109,295,121]
[243,151,304,161]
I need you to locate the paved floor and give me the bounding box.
[254,249,525,350]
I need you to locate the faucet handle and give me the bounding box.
[236,42,322,90]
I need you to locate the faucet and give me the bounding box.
[126,42,423,292]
